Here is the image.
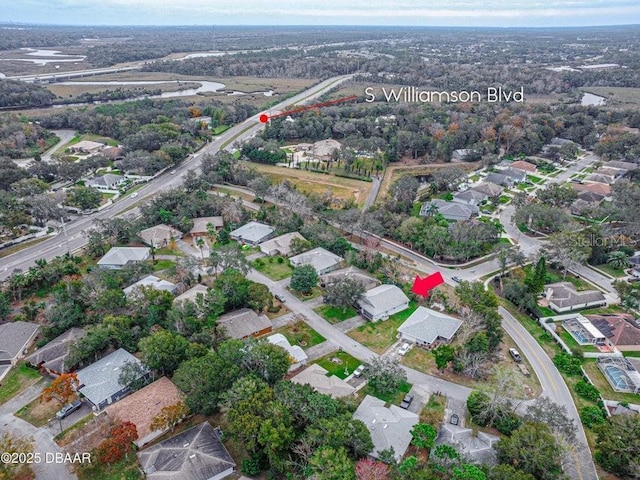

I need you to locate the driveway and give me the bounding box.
[0,381,76,480]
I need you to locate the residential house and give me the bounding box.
[484,172,514,187]
[472,182,503,198]
[586,172,617,185]
[321,266,379,291]
[452,189,487,207]
[289,247,343,275]
[259,232,307,257]
[451,149,478,162]
[551,137,575,147]
[229,221,275,246]
[357,284,410,322]
[106,377,185,447]
[500,167,527,184]
[138,224,183,248]
[291,364,356,398]
[353,395,419,461]
[267,334,308,371]
[173,284,209,306]
[190,217,224,238]
[603,160,638,172]
[69,140,105,155]
[312,139,342,160]
[420,200,478,221]
[588,314,640,351]
[597,357,640,394]
[76,348,149,411]
[397,306,463,347]
[573,182,611,197]
[26,327,85,376]
[101,146,123,160]
[0,321,40,381]
[97,247,150,269]
[544,282,606,313]
[577,191,605,204]
[137,422,236,480]
[561,315,607,346]
[86,173,125,192]
[124,275,178,298]
[509,160,537,173]
[217,309,273,340]
[596,167,625,179]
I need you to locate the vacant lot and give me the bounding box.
[274,320,326,349]
[314,304,359,323]
[347,302,417,354]
[249,162,372,206]
[252,256,293,280]
[15,395,63,427]
[0,363,42,404]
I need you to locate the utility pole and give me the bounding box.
[60,216,71,255]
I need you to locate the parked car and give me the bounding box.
[452,276,463,283]
[398,343,411,356]
[275,293,286,303]
[509,348,522,363]
[56,400,82,420]
[400,394,414,409]
[353,364,366,378]
[450,413,460,425]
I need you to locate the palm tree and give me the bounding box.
[195,237,205,261]
[607,251,631,270]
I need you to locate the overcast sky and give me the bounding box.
[5,0,640,27]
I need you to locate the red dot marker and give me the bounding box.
[259,114,269,123]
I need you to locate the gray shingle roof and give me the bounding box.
[484,173,512,186]
[501,168,527,182]
[138,224,183,247]
[259,232,306,256]
[291,364,356,398]
[123,275,176,297]
[190,217,224,235]
[97,247,150,267]
[77,348,146,407]
[421,200,477,221]
[452,189,487,205]
[87,173,124,188]
[267,334,308,365]
[0,321,39,362]
[357,285,409,318]
[545,282,606,310]
[353,395,419,461]
[290,247,343,274]
[217,308,273,339]
[173,284,209,305]
[230,221,274,244]
[25,327,85,373]
[138,422,235,480]
[398,306,462,344]
[472,182,503,197]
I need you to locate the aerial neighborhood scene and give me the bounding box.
[1,1,640,480]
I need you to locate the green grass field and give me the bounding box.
[274,320,326,349]
[315,350,362,379]
[252,257,293,280]
[364,381,412,406]
[0,363,42,405]
[347,302,417,354]
[314,304,358,324]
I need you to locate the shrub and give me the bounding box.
[580,405,607,428]
[575,380,600,403]
[277,256,284,264]
[242,457,262,476]
[553,352,582,376]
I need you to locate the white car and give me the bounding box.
[353,364,366,378]
[398,343,411,356]
[130,192,139,198]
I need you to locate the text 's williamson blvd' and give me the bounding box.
[365,86,524,103]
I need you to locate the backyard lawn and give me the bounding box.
[556,327,599,354]
[315,350,362,379]
[288,285,323,301]
[363,381,412,406]
[347,302,417,354]
[314,304,358,324]
[151,259,175,271]
[0,363,43,405]
[274,320,326,349]
[252,257,293,280]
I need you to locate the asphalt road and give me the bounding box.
[0,74,354,281]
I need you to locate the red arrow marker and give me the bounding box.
[411,272,445,297]
[259,95,357,123]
